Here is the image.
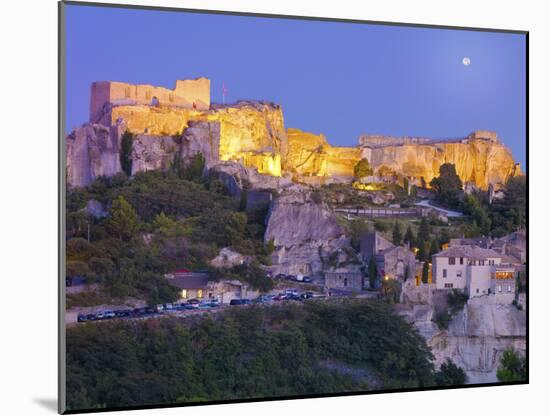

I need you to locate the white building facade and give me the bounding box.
[432,245,516,302]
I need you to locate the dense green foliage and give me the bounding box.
[119,131,134,177]
[354,158,374,179]
[434,358,467,386]
[459,176,526,238]
[392,221,403,245]
[66,171,274,305]
[496,349,527,382]
[429,163,463,208]
[66,300,439,411]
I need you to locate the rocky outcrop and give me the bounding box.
[210,247,246,269]
[429,296,526,383]
[264,191,353,276]
[109,101,287,176]
[360,133,520,190]
[66,123,123,188]
[286,128,361,179]
[399,291,526,384]
[130,121,221,175]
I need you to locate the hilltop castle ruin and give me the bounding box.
[67,77,521,190]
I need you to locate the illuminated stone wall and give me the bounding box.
[90,78,210,122]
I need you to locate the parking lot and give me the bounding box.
[69,288,344,325]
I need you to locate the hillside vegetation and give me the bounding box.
[66,299,453,411]
[66,170,274,306]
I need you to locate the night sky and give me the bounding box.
[64,4,527,166]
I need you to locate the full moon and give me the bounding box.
[462,57,471,66]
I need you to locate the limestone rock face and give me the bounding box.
[264,191,351,276]
[130,121,220,176]
[211,247,246,269]
[66,123,123,188]
[428,296,524,383]
[109,101,287,177]
[131,135,179,175]
[286,128,361,179]
[361,137,520,190]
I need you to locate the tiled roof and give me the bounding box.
[167,275,210,289]
[433,245,503,260]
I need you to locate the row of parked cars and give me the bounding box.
[76,298,221,322]
[77,289,329,322]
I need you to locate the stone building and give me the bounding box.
[324,268,364,292]
[90,77,210,122]
[165,270,259,304]
[432,245,517,303]
[360,232,417,282]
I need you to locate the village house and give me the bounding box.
[432,245,517,303]
[324,268,364,292]
[360,232,417,283]
[165,269,259,304]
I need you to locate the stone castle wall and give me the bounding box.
[90,78,210,122]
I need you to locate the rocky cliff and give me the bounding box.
[360,135,520,190]
[399,292,526,383]
[66,123,123,188]
[264,190,356,276]
[109,101,287,176]
[286,128,361,179]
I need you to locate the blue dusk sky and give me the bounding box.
[64,4,527,166]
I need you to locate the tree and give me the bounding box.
[119,130,134,177]
[429,238,439,257]
[404,225,416,247]
[403,177,410,195]
[107,196,139,241]
[422,261,430,284]
[417,217,431,242]
[182,152,206,181]
[392,221,403,245]
[463,194,491,236]
[353,158,373,179]
[496,349,526,382]
[429,163,463,208]
[435,358,467,386]
[367,256,378,289]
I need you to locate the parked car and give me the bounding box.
[273,293,287,301]
[300,292,315,300]
[114,309,132,318]
[254,295,273,304]
[230,299,251,306]
[96,310,115,320]
[302,276,313,283]
[287,293,303,301]
[187,299,200,305]
[284,289,299,296]
[285,275,296,281]
[77,314,88,322]
[275,274,287,280]
[203,299,220,307]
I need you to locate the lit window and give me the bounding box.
[197,289,203,298]
[498,285,502,293]
[508,285,512,293]
[181,289,187,299]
